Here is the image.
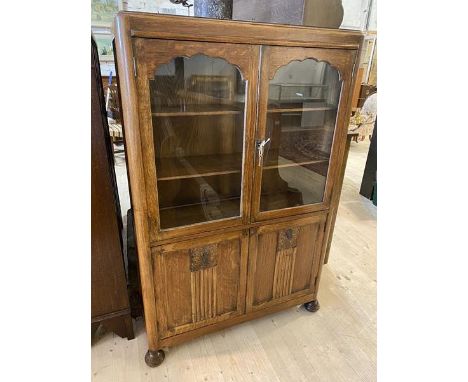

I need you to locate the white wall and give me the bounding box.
[124,0,193,16]
[341,0,376,31]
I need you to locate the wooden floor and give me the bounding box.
[92,139,376,382]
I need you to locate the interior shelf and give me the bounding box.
[157,153,243,181]
[259,185,325,211]
[156,150,328,181]
[267,104,336,113]
[159,196,240,229]
[270,83,329,88]
[158,185,326,229]
[280,126,329,133]
[264,149,329,169]
[153,104,243,117]
[264,156,328,170]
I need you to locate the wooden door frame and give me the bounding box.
[251,46,358,222]
[133,38,261,243]
[152,229,249,339]
[245,213,327,313]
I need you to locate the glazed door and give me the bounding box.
[246,214,326,312]
[133,38,259,241]
[252,46,357,221]
[153,230,249,338]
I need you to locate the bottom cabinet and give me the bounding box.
[246,214,327,312]
[152,230,249,339]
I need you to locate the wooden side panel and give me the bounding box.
[247,214,326,312]
[153,230,247,338]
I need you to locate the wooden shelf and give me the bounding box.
[259,186,325,211]
[264,150,329,170]
[156,149,329,181]
[157,153,242,181]
[267,105,336,114]
[280,126,329,133]
[153,104,243,117]
[270,83,329,88]
[264,157,328,170]
[159,197,240,229]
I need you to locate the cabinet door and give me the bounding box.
[246,214,326,312]
[133,38,259,241]
[153,230,249,339]
[252,46,357,221]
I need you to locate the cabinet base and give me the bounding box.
[145,349,165,367]
[303,300,320,312]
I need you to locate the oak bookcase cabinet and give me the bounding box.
[114,12,363,367]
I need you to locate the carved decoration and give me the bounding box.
[191,267,217,322]
[278,228,299,250]
[190,244,218,272]
[268,56,346,81]
[273,247,297,299]
[147,53,247,81]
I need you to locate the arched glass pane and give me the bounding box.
[260,59,341,211]
[149,55,246,229]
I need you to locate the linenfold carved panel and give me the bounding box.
[272,247,297,299]
[191,267,217,322]
[190,244,219,323]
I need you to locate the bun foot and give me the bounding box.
[145,349,165,367]
[304,300,320,312]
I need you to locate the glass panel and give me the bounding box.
[260,59,341,212]
[149,55,246,229]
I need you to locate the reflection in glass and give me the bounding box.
[150,55,246,229]
[260,59,341,212]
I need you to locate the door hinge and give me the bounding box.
[133,56,137,77]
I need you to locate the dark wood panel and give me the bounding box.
[360,119,377,199]
[91,36,134,340]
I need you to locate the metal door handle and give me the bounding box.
[256,138,270,165]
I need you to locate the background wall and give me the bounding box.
[341,0,376,31]
[123,0,377,31]
[93,0,377,78]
